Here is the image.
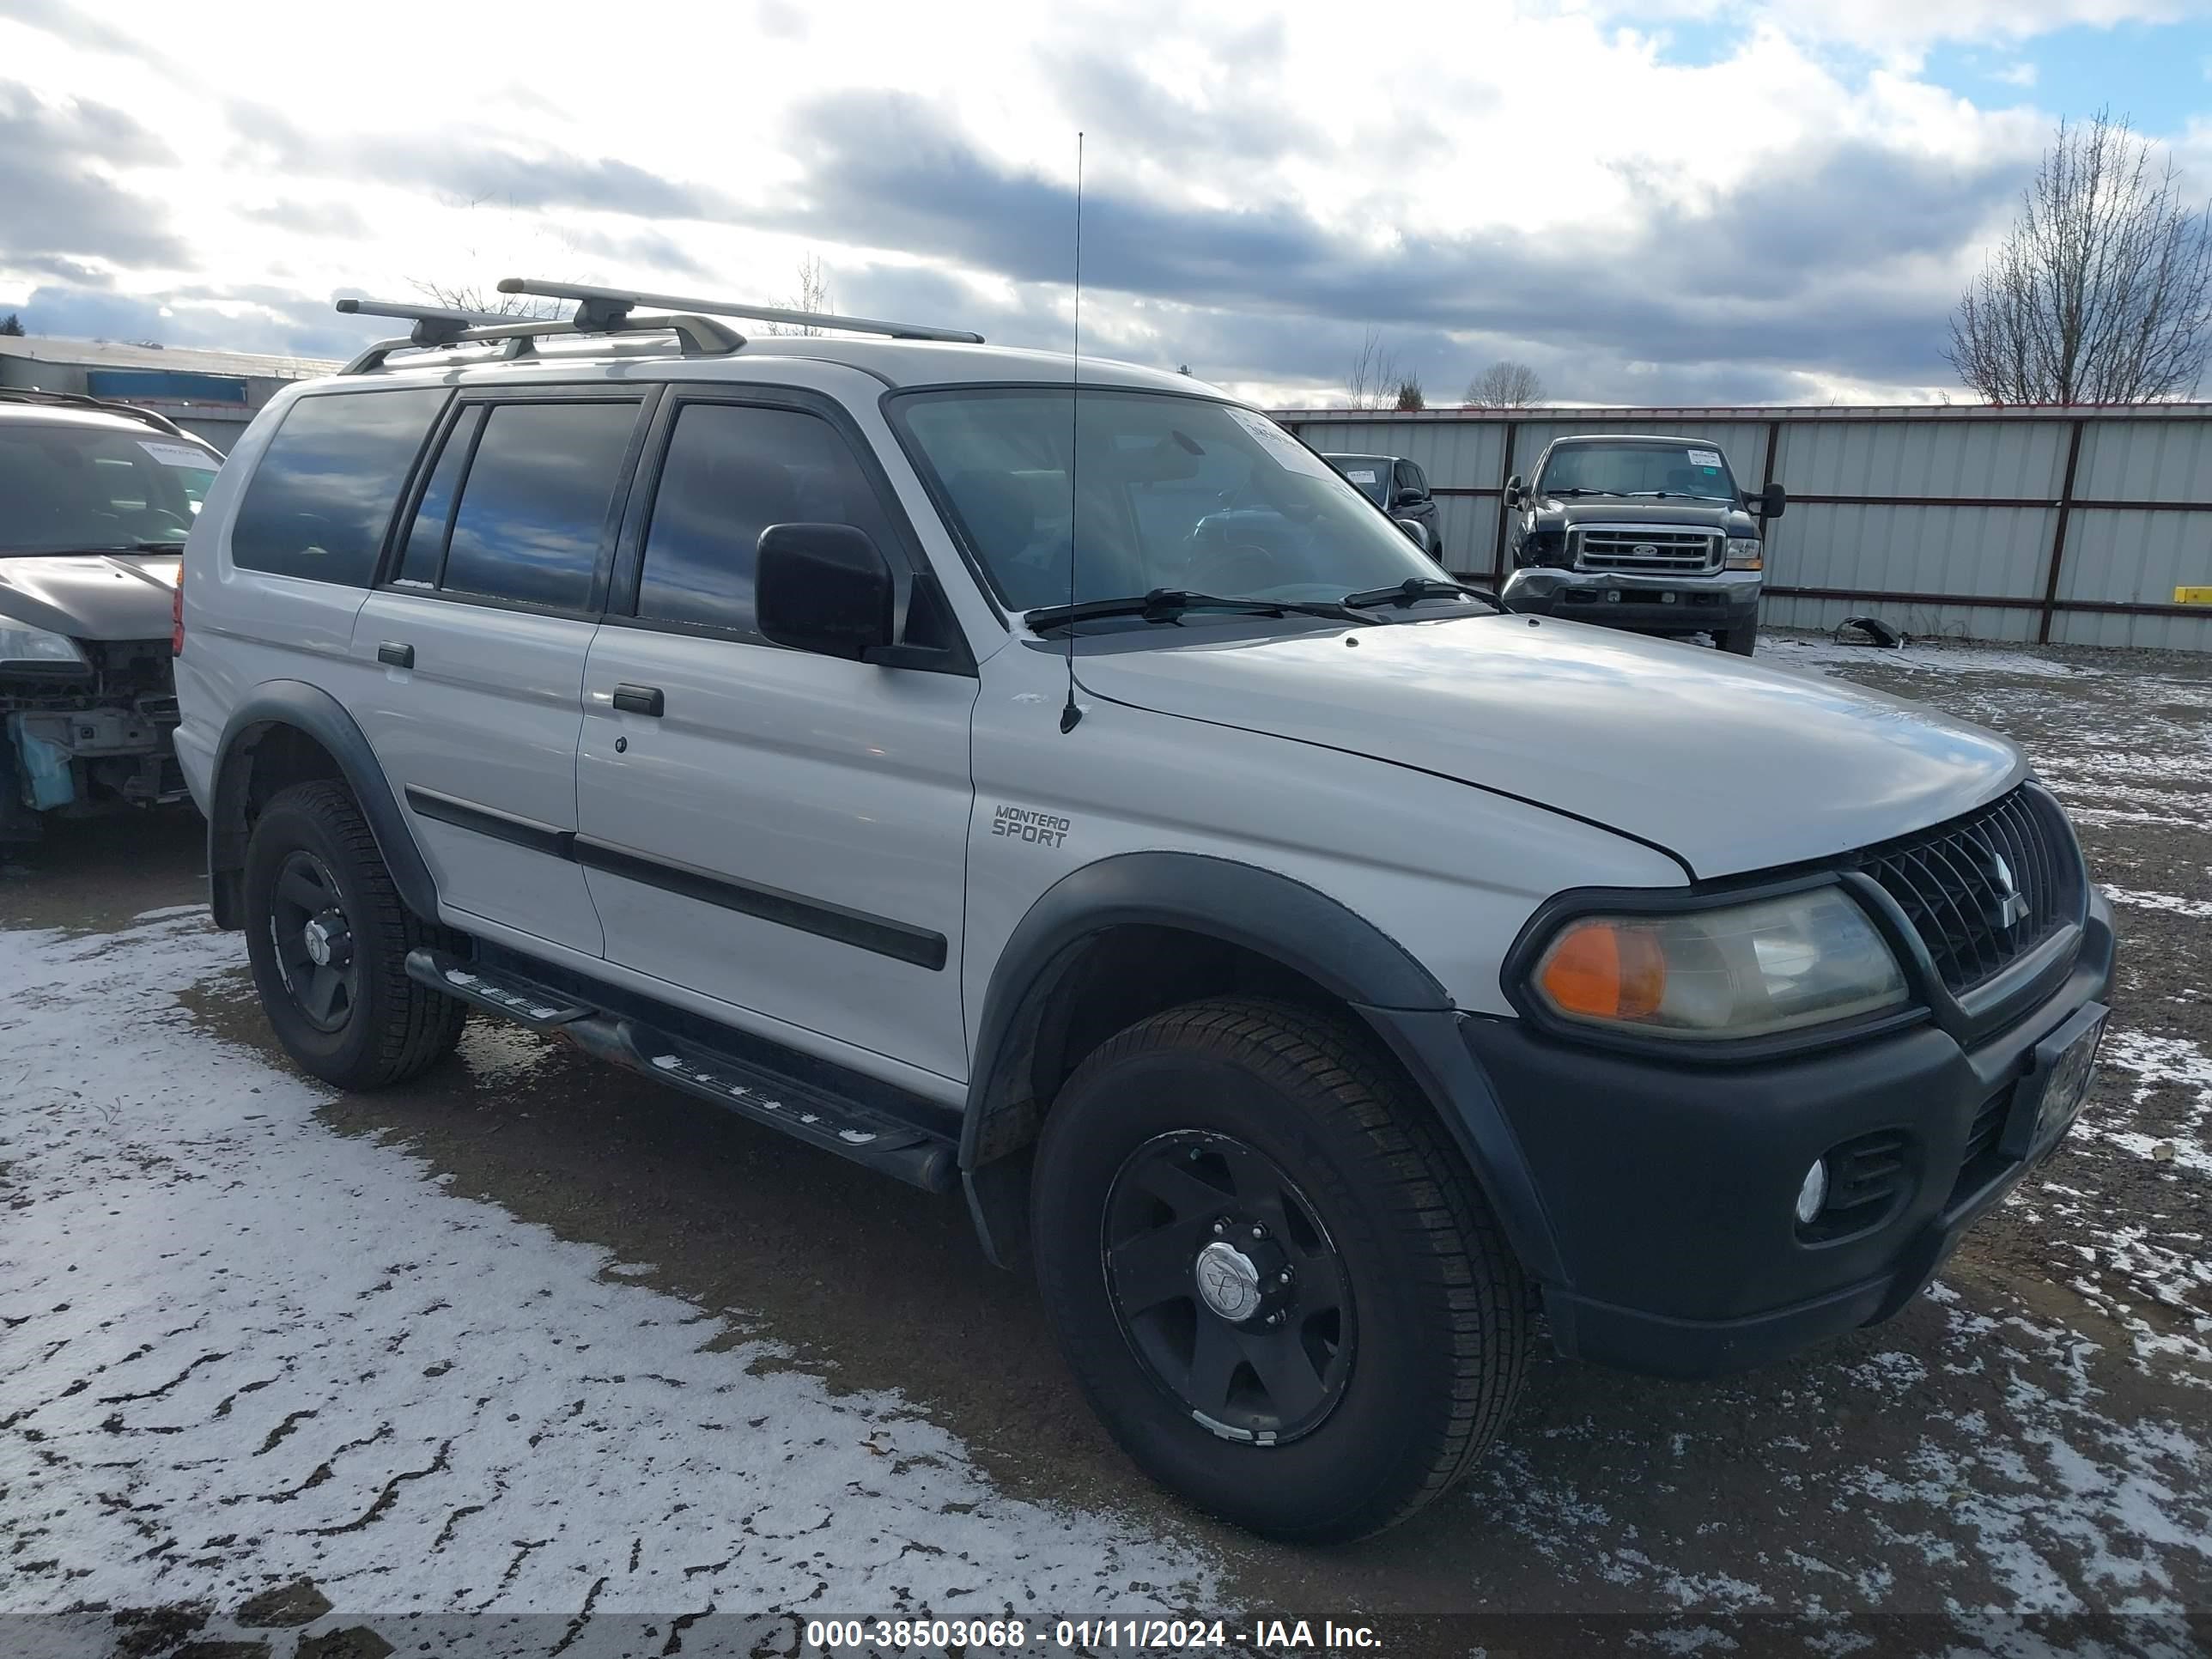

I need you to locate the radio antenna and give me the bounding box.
[1059,131,1085,736]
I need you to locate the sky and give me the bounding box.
[3,0,2211,408]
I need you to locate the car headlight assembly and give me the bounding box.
[0,620,93,677]
[1724,537,1764,569]
[1530,887,1907,1041]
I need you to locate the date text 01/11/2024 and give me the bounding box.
[805,1620,1381,1650]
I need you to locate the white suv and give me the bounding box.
[176,282,2114,1542]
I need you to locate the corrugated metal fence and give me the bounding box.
[1275,404,2212,652]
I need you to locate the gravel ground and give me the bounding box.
[2,629,2208,1659]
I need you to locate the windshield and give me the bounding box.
[890,390,1442,617]
[1323,455,1392,507]
[1536,441,1738,501]
[0,422,220,555]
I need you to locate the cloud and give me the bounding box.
[775,88,2027,402]
[0,82,187,270]
[222,98,741,221]
[1994,60,2041,85]
[239,199,374,240]
[18,282,380,361]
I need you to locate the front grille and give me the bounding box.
[1574,527,1719,574]
[1850,787,2078,996]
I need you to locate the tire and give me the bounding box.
[1031,998,1528,1541]
[1717,626,1757,656]
[243,779,465,1090]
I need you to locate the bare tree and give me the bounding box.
[406,194,576,320]
[1394,375,1425,410]
[759,254,836,337]
[1342,327,1406,410]
[1464,359,1544,407]
[1946,110,2212,405]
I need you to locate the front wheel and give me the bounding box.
[1716,625,1757,655]
[243,780,465,1090]
[1031,999,1528,1541]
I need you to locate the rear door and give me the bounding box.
[573,390,979,1083]
[349,387,654,954]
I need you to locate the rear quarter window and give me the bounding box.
[230,388,447,585]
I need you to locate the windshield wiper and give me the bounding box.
[1540,486,1614,498]
[1618,490,1732,502]
[1026,587,1374,630]
[131,538,187,551]
[1341,577,1503,612]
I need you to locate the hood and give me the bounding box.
[0,553,182,642]
[1534,496,1759,538]
[1078,616,2023,878]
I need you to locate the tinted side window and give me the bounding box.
[441,402,641,610]
[393,406,485,587]
[232,389,446,585]
[635,404,897,635]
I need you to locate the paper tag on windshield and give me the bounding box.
[1687,448,1723,470]
[1345,469,1376,483]
[138,440,213,469]
[1226,408,1334,478]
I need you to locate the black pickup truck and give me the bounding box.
[1500,433,1784,655]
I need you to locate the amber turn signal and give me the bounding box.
[1537,920,1668,1020]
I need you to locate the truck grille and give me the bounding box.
[1849,787,2079,995]
[1574,527,1719,574]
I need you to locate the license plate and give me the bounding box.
[2021,1005,2106,1153]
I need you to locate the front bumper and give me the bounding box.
[1500,567,1760,633]
[1460,892,2115,1378]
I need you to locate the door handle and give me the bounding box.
[377,641,414,669]
[611,683,665,717]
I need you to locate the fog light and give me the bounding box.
[1794,1159,1829,1226]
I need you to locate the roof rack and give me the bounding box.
[336,293,745,375]
[498,277,984,344]
[0,386,192,441]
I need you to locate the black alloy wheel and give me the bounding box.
[1103,1130,1354,1445]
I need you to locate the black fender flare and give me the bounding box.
[960,851,1565,1285]
[205,680,438,928]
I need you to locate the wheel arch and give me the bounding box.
[207,681,436,931]
[961,851,1565,1285]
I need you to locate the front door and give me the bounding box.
[573,392,978,1084]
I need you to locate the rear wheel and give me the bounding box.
[1031,998,1528,1541]
[243,780,464,1090]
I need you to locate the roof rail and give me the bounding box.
[0,386,192,441]
[498,277,984,344]
[334,294,744,375]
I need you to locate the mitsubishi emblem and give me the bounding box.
[1990,853,2030,930]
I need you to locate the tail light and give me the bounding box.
[171,574,185,657]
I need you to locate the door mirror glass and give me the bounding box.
[756,522,895,660]
[1504,474,1523,507]
[1759,482,1788,519]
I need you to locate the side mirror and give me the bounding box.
[1503,474,1523,507]
[757,522,895,661]
[1393,485,1425,507]
[1395,518,1427,546]
[1753,483,1787,520]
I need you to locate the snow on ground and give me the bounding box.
[0,913,1224,1649]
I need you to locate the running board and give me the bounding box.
[404,949,957,1193]
[406,949,593,1027]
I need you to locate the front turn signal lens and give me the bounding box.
[1537,920,1668,1020]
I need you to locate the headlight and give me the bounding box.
[1529,887,1906,1041]
[1724,537,1764,570]
[0,619,92,676]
